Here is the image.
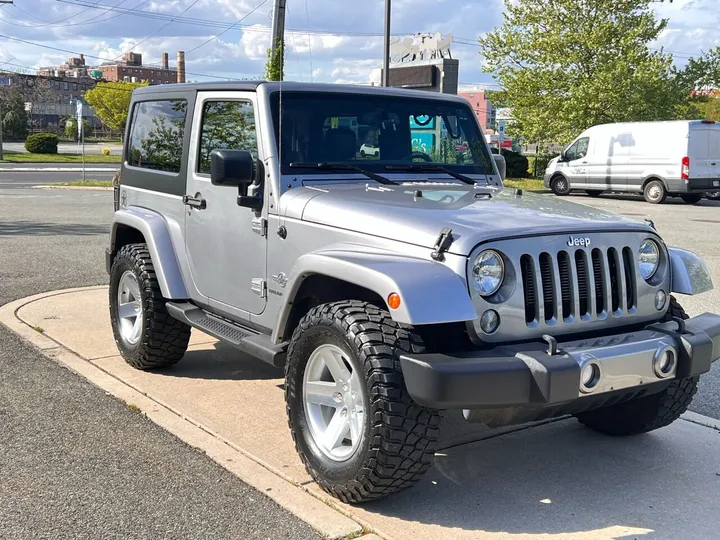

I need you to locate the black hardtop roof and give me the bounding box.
[131,81,470,104]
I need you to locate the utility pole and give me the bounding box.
[382,0,391,87]
[270,0,287,81]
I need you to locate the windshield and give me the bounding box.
[270,91,493,177]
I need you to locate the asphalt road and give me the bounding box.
[0,182,322,539]
[0,170,116,187]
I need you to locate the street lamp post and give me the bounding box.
[382,0,391,87]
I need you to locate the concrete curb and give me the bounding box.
[0,288,371,540]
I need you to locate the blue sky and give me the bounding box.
[0,0,718,88]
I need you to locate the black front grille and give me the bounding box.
[521,246,636,325]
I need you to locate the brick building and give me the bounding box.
[97,51,186,85]
[36,54,98,103]
[457,89,496,132]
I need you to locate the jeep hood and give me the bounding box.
[281,183,652,256]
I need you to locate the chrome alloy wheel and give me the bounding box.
[302,344,366,462]
[648,184,662,201]
[117,270,143,346]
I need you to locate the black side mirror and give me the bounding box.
[210,149,255,187]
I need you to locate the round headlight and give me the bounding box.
[639,239,660,280]
[472,250,505,296]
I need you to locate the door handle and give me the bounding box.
[581,161,588,164]
[183,194,207,209]
[712,162,717,166]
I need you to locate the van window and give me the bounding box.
[197,100,257,174]
[127,100,187,173]
[565,137,589,161]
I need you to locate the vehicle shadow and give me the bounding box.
[361,418,718,538]
[163,341,283,381]
[570,192,720,207]
[0,220,109,237]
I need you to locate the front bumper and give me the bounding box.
[400,313,720,409]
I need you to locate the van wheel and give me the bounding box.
[643,180,667,204]
[585,190,603,197]
[551,175,571,196]
[285,301,439,503]
[680,194,703,204]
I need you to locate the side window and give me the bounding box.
[198,100,257,174]
[127,99,187,174]
[565,137,589,161]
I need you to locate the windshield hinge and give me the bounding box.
[431,227,454,262]
[252,217,267,237]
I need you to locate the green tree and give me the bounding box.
[1,90,28,140]
[84,81,147,135]
[63,116,91,141]
[480,0,691,145]
[676,46,720,94]
[264,39,285,81]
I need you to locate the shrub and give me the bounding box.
[527,154,555,178]
[25,133,59,154]
[490,148,528,178]
[102,147,111,156]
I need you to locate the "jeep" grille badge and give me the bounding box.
[567,236,591,247]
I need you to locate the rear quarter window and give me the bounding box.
[127,99,188,173]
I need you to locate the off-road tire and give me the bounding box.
[109,243,191,370]
[574,296,697,436]
[585,190,603,197]
[643,179,667,204]
[680,194,703,204]
[551,175,571,196]
[285,301,440,503]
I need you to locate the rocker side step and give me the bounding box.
[166,302,287,368]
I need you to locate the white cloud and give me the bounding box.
[0,0,717,86]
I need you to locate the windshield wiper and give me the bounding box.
[289,162,398,185]
[385,164,478,185]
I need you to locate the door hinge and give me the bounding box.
[252,217,267,237]
[251,278,267,298]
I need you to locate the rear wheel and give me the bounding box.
[109,243,191,370]
[574,297,697,436]
[285,301,439,503]
[585,190,603,197]
[680,194,703,204]
[643,180,667,204]
[551,175,571,196]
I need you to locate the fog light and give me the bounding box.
[653,346,676,378]
[480,309,500,334]
[580,362,601,393]
[655,290,667,311]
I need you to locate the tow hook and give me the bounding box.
[542,334,561,356]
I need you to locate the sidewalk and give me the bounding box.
[2,287,720,540]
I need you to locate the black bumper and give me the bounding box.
[687,178,720,192]
[400,313,720,409]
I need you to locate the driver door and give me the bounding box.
[184,92,267,317]
[563,136,590,188]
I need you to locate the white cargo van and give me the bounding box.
[544,120,720,203]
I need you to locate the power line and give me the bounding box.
[117,0,202,60]
[303,0,313,82]
[185,0,269,54]
[0,33,260,81]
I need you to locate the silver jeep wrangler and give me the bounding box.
[107,82,720,503]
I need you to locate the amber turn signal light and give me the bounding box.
[387,293,401,310]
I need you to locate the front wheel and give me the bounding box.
[680,194,703,204]
[574,296,697,435]
[360,150,366,157]
[285,301,439,503]
[706,192,720,200]
[109,243,191,370]
[551,175,571,196]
